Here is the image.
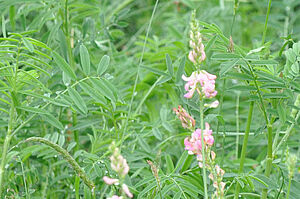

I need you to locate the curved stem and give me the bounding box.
[234,101,254,199]
[25,137,95,193]
[200,100,208,199]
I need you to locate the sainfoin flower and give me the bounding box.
[103,176,119,185]
[173,105,195,129]
[184,122,214,155]
[110,148,130,178]
[103,142,133,198]
[188,32,206,64]
[182,70,217,99]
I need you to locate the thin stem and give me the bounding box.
[234,101,254,199]
[235,93,240,160]
[261,0,272,46]
[121,0,159,144]
[73,111,79,152]
[286,177,291,199]
[273,111,300,156]
[200,100,208,199]
[243,59,273,199]
[0,105,14,197]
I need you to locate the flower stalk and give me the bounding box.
[234,101,254,199]
[200,99,208,199]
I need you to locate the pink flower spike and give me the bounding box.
[103,176,119,185]
[122,184,133,198]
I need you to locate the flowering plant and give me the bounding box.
[103,142,133,199]
[173,10,225,199]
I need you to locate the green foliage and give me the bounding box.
[0,0,299,198]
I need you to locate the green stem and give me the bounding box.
[121,0,159,145]
[273,111,300,156]
[0,105,15,197]
[243,59,273,199]
[286,177,291,199]
[72,111,79,152]
[234,101,254,199]
[200,100,208,199]
[25,137,95,193]
[235,93,240,159]
[261,0,272,46]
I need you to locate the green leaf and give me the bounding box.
[52,51,77,80]
[90,78,115,102]
[226,72,253,81]
[17,106,48,115]
[211,53,241,60]
[219,59,240,77]
[227,85,256,92]
[174,150,189,173]
[79,82,107,105]
[22,38,34,52]
[152,127,162,140]
[166,53,173,76]
[263,93,287,99]
[277,102,286,123]
[68,87,88,115]
[250,60,278,65]
[176,57,185,83]
[141,65,169,76]
[41,114,64,130]
[97,55,110,76]
[80,44,90,75]
[9,6,16,30]
[165,154,174,174]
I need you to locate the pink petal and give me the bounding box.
[122,184,133,198]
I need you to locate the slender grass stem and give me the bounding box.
[0,105,14,197]
[121,0,159,144]
[286,177,291,199]
[273,111,300,156]
[200,100,208,199]
[235,93,240,160]
[261,0,272,46]
[243,59,273,199]
[234,101,254,199]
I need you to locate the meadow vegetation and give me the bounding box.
[0,0,299,198]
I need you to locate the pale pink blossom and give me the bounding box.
[122,184,133,198]
[103,176,119,185]
[182,70,217,99]
[184,122,214,155]
[110,150,129,177]
[188,30,206,64]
